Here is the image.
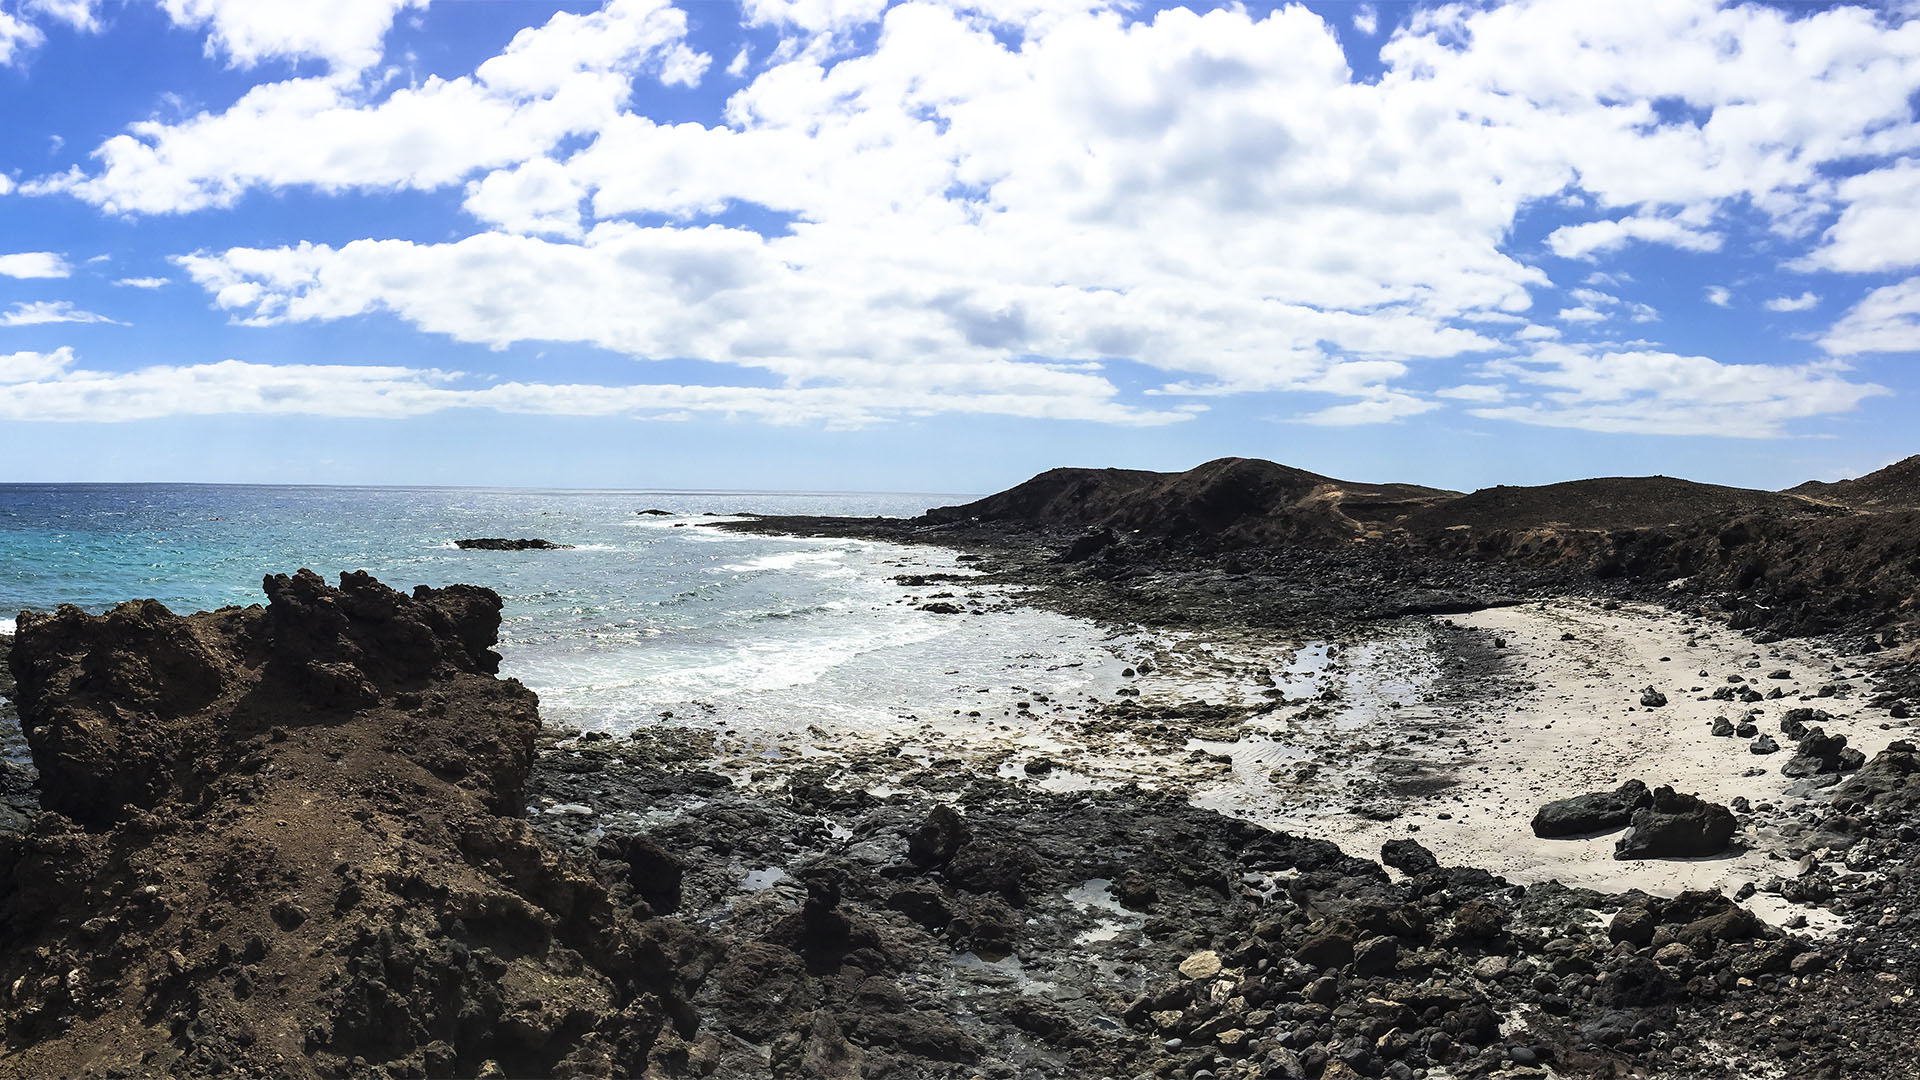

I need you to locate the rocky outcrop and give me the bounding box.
[1781,727,1867,780]
[1532,780,1652,838]
[1614,787,1738,860]
[453,538,573,550]
[0,571,691,1079]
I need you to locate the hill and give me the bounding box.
[922,457,1457,543]
[1790,455,1920,510]
[1402,476,1824,534]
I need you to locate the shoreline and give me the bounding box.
[0,514,1916,1078]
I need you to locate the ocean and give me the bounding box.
[0,483,1158,757]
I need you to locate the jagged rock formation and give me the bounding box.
[0,570,692,1079]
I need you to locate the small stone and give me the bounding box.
[1653,942,1693,967]
[1751,735,1780,754]
[1178,950,1223,979]
[1790,951,1827,975]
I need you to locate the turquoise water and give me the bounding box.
[0,484,987,733]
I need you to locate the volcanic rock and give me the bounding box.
[1780,727,1862,778]
[454,537,574,550]
[0,570,690,1079]
[1614,787,1737,860]
[1531,780,1651,838]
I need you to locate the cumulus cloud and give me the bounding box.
[114,276,170,289]
[1798,159,1920,273]
[1765,292,1820,313]
[33,0,1920,432]
[1546,216,1722,260]
[0,251,71,278]
[1470,346,1887,436]
[1821,278,1920,355]
[157,0,426,75]
[1352,5,1378,36]
[30,0,708,214]
[0,10,46,66]
[1704,285,1732,307]
[0,301,121,326]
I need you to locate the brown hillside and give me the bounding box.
[1790,454,1920,510]
[923,457,1457,542]
[1403,476,1827,533]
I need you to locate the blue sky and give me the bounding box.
[2,0,1919,494]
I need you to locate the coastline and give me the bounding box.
[0,511,1915,1078]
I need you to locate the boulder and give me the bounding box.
[1379,838,1440,875]
[1531,780,1651,838]
[1781,727,1861,778]
[1614,787,1737,860]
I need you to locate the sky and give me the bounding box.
[2,0,1919,494]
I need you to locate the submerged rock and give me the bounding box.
[454,537,574,550]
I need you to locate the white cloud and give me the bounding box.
[0,10,46,66]
[1297,391,1437,427]
[1798,159,1920,274]
[726,46,750,78]
[114,276,170,289]
[36,0,1920,434]
[0,301,121,326]
[24,0,100,32]
[157,0,427,75]
[1545,215,1721,259]
[1705,285,1732,307]
[0,348,1192,426]
[33,0,707,214]
[0,174,13,196]
[1353,5,1378,36]
[1821,277,1920,355]
[0,251,71,278]
[1764,291,1820,313]
[1436,383,1506,403]
[0,347,77,382]
[462,158,586,238]
[1471,345,1887,436]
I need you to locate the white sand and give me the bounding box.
[1268,599,1900,900]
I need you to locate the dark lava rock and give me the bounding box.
[1735,721,1759,738]
[453,537,573,550]
[905,803,970,867]
[1710,716,1734,737]
[1614,787,1737,859]
[1751,734,1780,754]
[1639,688,1669,708]
[1781,727,1861,778]
[1532,780,1651,838]
[1,570,687,1079]
[1379,837,1440,875]
[1056,526,1118,563]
